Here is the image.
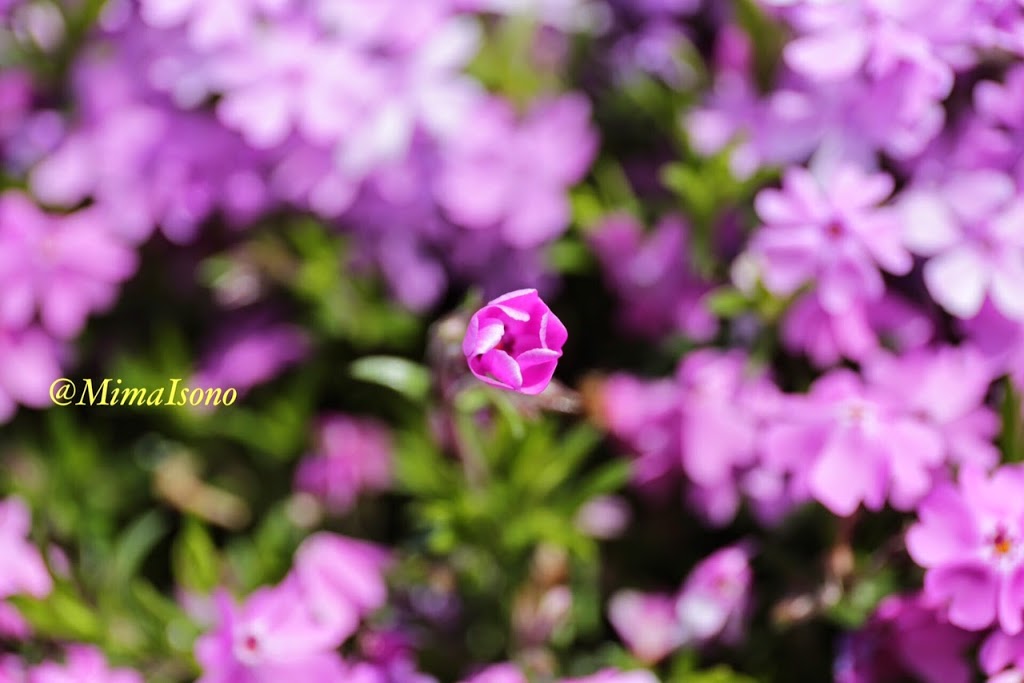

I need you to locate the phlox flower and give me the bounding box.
[834,593,975,683]
[0,497,52,600]
[294,415,393,514]
[749,164,911,314]
[139,0,290,50]
[436,94,597,248]
[763,369,944,516]
[194,581,346,683]
[28,646,142,683]
[0,327,62,423]
[608,591,683,663]
[0,192,137,339]
[902,170,1024,320]
[907,465,1024,633]
[588,214,716,341]
[463,289,568,395]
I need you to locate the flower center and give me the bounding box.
[826,220,845,240]
[993,528,1015,557]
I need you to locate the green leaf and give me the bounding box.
[109,510,169,586]
[12,585,102,641]
[172,517,220,593]
[350,356,431,403]
[707,288,752,318]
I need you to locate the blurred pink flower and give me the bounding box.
[608,590,683,663]
[191,319,309,398]
[0,192,137,339]
[862,345,1000,470]
[463,288,567,395]
[675,544,753,646]
[589,214,716,341]
[29,646,142,683]
[294,415,393,514]
[750,165,911,314]
[560,669,660,683]
[0,327,62,423]
[764,369,945,516]
[907,464,1024,633]
[437,95,596,248]
[291,532,391,643]
[194,582,346,683]
[903,170,1024,320]
[835,593,975,683]
[0,497,52,601]
[460,663,528,683]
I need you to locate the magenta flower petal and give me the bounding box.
[463,289,566,395]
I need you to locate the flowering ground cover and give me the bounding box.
[2,0,1024,681]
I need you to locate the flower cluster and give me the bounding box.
[5,0,1024,680]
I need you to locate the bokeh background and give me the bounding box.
[2,0,1024,682]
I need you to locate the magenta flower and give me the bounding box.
[750,165,912,314]
[0,192,137,339]
[834,593,975,683]
[28,646,142,683]
[194,582,346,683]
[675,544,753,646]
[763,369,944,516]
[907,464,1024,633]
[191,318,309,398]
[294,415,393,514]
[0,497,52,601]
[463,289,567,395]
[902,170,1024,320]
[608,590,683,663]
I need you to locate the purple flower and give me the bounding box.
[608,590,683,663]
[191,319,309,398]
[834,593,975,683]
[781,292,934,368]
[460,664,528,683]
[749,165,911,314]
[674,544,753,646]
[982,630,1024,680]
[436,94,597,248]
[139,0,290,50]
[294,415,393,514]
[675,350,761,489]
[290,532,391,643]
[0,327,63,423]
[194,582,346,683]
[902,170,1024,320]
[763,369,944,516]
[862,345,1000,470]
[0,192,137,339]
[28,647,142,683]
[463,288,568,395]
[591,373,682,494]
[962,302,1024,388]
[907,464,1024,633]
[588,214,716,341]
[559,669,660,683]
[0,497,52,601]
